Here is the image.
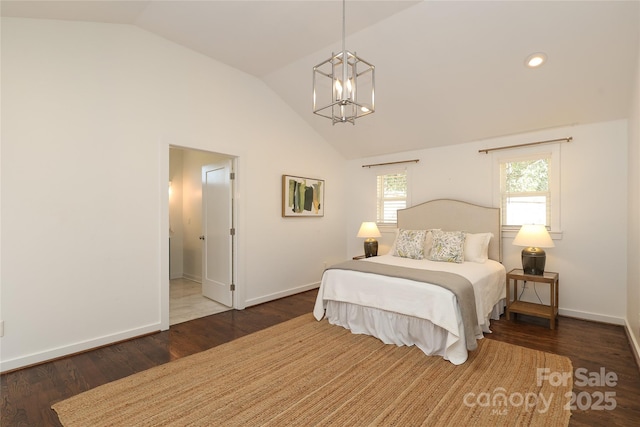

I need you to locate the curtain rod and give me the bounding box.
[478,137,572,154]
[362,159,420,168]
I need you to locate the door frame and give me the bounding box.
[160,141,245,331]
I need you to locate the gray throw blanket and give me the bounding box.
[326,260,480,351]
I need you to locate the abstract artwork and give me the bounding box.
[282,175,324,217]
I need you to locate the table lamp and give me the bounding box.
[357,222,381,257]
[512,224,555,275]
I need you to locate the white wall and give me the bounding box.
[0,18,346,371]
[627,33,640,361]
[346,120,629,324]
[1,16,635,373]
[169,148,184,279]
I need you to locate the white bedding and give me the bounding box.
[313,254,506,365]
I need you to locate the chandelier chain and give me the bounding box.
[342,0,346,54]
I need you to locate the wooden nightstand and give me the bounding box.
[506,268,559,329]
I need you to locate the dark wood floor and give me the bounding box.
[2,289,639,426]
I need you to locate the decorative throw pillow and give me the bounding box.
[392,229,427,260]
[429,230,466,263]
[464,232,493,263]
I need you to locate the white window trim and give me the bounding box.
[492,144,563,240]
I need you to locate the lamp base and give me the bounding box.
[521,247,546,275]
[364,239,378,258]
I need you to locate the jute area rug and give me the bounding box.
[53,314,572,426]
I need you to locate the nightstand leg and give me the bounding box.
[506,278,512,320]
[550,279,558,330]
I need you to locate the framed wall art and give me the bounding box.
[282,175,324,217]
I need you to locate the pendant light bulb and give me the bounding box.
[335,79,343,101]
[345,78,353,99]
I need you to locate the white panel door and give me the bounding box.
[201,160,233,307]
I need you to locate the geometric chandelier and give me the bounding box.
[312,0,375,125]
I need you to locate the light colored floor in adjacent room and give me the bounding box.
[170,278,232,325]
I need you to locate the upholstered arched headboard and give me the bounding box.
[397,199,502,262]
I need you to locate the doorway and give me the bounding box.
[168,146,235,325]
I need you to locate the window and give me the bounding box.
[494,143,561,234]
[376,172,407,225]
[500,154,551,227]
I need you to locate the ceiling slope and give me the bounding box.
[2,1,638,159]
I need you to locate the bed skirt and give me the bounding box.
[325,299,506,365]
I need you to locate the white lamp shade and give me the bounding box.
[512,224,555,248]
[357,222,381,238]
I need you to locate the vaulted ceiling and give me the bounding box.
[3,1,639,159]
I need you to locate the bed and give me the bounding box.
[313,199,506,365]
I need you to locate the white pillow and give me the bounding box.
[388,229,400,255]
[392,229,427,260]
[429,230,466,263]
[464,232,493,263]
[423,229,439,255]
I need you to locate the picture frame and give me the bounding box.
[282,175,324,217]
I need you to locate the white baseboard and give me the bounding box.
[182,272,201,282]
[6,294,627,373]
[244,281,320,308]
[624,319,640,370]
[0,323,161,373]
[558,308,625,325]
[244,289,626,325]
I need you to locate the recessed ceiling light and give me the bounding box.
[525,52,547,68]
